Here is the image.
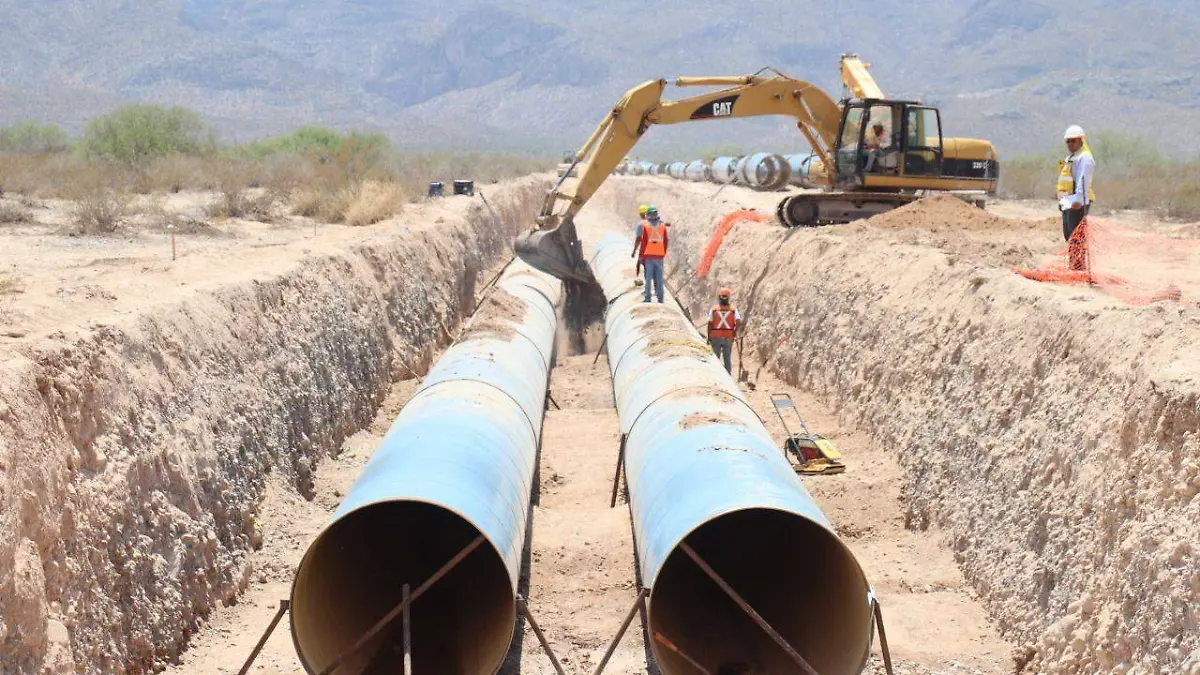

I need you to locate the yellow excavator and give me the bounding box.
[515,54,998,283]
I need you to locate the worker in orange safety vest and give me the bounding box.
[631,205,668,302]
[706,287,741,374]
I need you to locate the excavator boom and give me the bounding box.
[514,71,842,282]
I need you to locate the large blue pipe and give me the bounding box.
[289,262,561,675]
[591,234,874,675]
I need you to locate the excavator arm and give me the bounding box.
[514,71,842,282]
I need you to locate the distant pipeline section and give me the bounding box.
[592,153,990,228]
[603,152,827,191]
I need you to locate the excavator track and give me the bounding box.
[775,191,922,227]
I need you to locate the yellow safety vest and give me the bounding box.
[1056,145,1096,203]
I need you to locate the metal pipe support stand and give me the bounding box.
[591,588,650,675]
[237,600,291,675]
[517,596,569,675]
[873,598,896,675]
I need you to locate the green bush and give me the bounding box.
[0,122,72,153]
[1087,131,1167,172]
[239,127,392,178]
[81,104,215,164]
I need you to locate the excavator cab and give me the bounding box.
[834,100,944,187]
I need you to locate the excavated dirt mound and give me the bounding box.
[0,177,548,674]
[592,178,1200,675]
[860,194,1033,232]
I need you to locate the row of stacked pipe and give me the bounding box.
[612,152,829,191]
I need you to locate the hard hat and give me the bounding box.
[1064,125,1085,140]
[718,287,732,298]
[646,205,658,215]
[637,204,649,215]
[872,121,884,128]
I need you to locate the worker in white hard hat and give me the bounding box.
[1056,125,1096,243]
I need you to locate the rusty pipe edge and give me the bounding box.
[590,234,875,675]
[289,261,562,675]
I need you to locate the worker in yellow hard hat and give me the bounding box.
[632,204,650,277]
[706,287,741,374]
[1056,125,1095,243]
[633,204,650,240]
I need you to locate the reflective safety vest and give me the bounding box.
[708,305,737,339]
[1056,147,1096,203]
[641,220,667,258]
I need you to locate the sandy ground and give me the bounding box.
[0,190,484,340]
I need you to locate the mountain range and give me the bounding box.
[1,0,1197,158]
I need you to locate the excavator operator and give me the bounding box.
[864,121,897,172]
[866,122,888,150]
[631,205,668,302]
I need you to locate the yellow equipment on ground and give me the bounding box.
[514,53,998,283]
[770,392,845,476]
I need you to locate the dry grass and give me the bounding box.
[132,197,215,235]
[205,163,276,221]
[206,188,276,220]
[0,272,21,294]
[0,153,107,197]
[342,181,406,226]
[130,155,217,194]
[1,145,550,236]
[0,201,31,224]
[1000,160,1200,220]
[0,274,20,326]
[289,180,405,225]
[71,187,130,234]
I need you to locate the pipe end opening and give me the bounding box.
[650,508,872,675]
[291,501,515,675]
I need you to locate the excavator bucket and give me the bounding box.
[513,217,595,284]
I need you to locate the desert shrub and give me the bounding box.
[0,201,31,224]
[0,122,72,153]
[81,104,215,164]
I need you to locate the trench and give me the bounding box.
[0,178,550,675]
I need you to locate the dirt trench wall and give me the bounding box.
[0,178,547,675]
[598,178,1200,675]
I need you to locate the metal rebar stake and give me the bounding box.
[591,588,649,675]
[592,331,610,366]
[678,542,820,675]
[517,596,568,675]
[610,434,627,508]
[472,257,516,314]
[237,600,290,675]
[316,536,485,675]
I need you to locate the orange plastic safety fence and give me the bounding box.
[696,209,773,278]
[1014,216,1200,305]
